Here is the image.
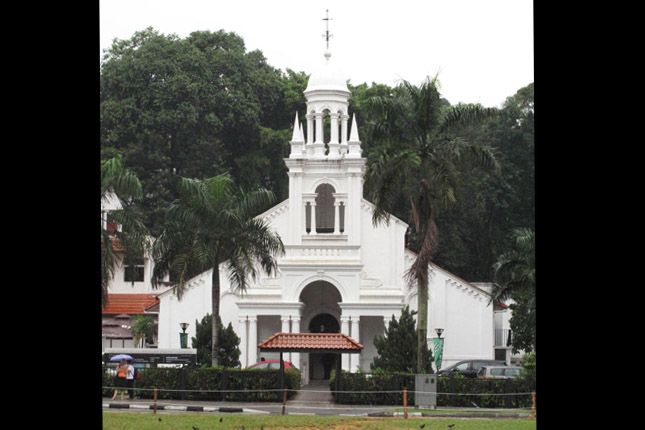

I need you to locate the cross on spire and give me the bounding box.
[322,9,333,50]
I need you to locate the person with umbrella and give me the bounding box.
[111,358,128,400]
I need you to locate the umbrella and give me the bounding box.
[109,354,133,362]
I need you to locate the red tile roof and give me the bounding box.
[102,294,159,315]
[258,333,363,353]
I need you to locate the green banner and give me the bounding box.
[433,337,444,371]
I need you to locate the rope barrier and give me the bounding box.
[102,386,534,397]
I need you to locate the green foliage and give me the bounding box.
[371,305,433,374]
[433,83,534,281]
[102,366,301,402]
[437,375,535,408]
[101,27,294,236]
[493,228,535,353]
[129,315,157,347]
[191,313,241,368]
[520,352,536,386]
[328,370,535,407]
[330,369,416,405]
[100,151,150,308]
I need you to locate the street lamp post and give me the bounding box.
[179,322,189,348]
[434,328,444,372]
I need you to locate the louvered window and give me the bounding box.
[315,184,335,233]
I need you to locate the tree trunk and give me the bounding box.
[211,263,220,367]
[417,267,428,374]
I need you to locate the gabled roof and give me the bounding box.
[258,332,363,353]
[102,294,160,315]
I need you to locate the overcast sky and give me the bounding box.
[99,0,533,108]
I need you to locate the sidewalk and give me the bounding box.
[102,396,530,418]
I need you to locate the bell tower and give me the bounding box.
[284,27,365,247]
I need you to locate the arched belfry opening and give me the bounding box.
[304,183,345,235]
[299,281,342,380]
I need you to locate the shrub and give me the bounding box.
[329,370,535,407]
[102,366,301,402]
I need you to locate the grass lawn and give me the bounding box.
[103,412,537,430]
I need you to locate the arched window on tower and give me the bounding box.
[315,184,335,233]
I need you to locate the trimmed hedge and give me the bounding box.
[329,370,416,405]
[102,366,301,402]
[329,371,535,408]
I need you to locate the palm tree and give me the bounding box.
[491,228,535,352]
[101,151,150,308]
[130,315,158,347]
[491,228,535,302]
[364,76,500,373]
[151,174,284,366]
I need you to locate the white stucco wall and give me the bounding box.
[157,270,212,349]
[407,262,495,370]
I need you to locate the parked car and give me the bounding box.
[477,365,522,379]
[437,360,507,378]
[247,360,297,370]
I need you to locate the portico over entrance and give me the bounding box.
[257,332,363,401]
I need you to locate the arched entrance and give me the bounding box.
[299,281,342,381]
[308,313,340,380]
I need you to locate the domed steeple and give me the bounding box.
[304,50,351,95]
[287,10,362,161]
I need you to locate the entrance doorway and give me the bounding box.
[308,313,340,380]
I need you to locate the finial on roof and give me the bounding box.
[322,9,333,50]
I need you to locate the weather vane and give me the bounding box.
[322,9,333,50]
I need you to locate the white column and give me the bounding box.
[303,201,309,235]
[238,316,248,368]
[291,315,300,370]
[281,315,290,333]
[281,315,291,362]
[330,113,339,144]
[312,112,326,158]
[351,317,361,372]
[328,113,340,158]
[314,112,323,143]
[333,201,340,234]
[248,316,258,366]
[341,316,350,371]
[306,114,314,144]
[310,201,317,234]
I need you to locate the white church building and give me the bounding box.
[153,49,514,382]
[104,48,515,382]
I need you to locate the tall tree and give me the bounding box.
[151,174,284,366]
[100,27,291,236]
[434,83,534,281]
[101,151,150,308]
[364,76,500,373]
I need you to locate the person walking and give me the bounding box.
[111,359,128,400]
[126,360,135,399]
